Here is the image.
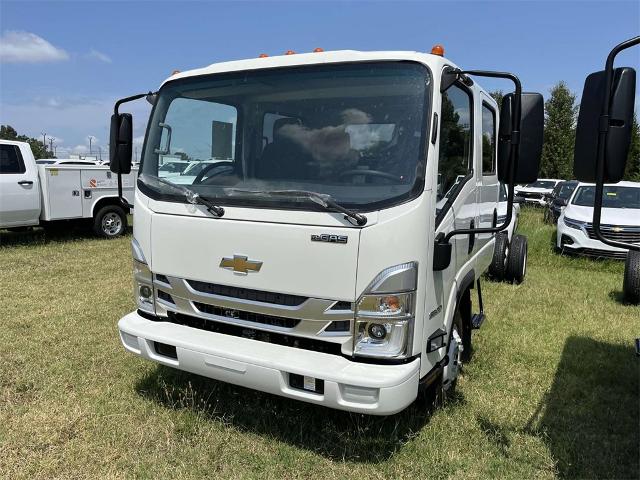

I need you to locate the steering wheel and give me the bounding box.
[339,169,401,182]
[193,162,234,184]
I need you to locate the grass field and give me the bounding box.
[1,208,638,479]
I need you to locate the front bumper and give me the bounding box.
[118,311,420,415]
[557,223,629,259]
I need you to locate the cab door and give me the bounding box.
[436,82,478,272]
[475,94,500,266]
[0,143,40,227]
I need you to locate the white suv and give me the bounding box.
[557,181,640,259]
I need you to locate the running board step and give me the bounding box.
[471,313,486,329]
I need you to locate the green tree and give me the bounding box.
[0,124,55,159]
[624,113,640,181]
[489,90,504,110]
[541,82,577,179]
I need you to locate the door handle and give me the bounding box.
[17,180,34,186]
[468,219,475,254]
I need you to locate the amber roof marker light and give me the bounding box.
[431,44,445,56]
[313,47,324,53]
[285,50,296,55]
[258,53,268,58]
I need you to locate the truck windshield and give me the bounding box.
[572,185,640,209]
[140,62,431,211]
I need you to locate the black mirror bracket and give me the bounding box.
[591,36,640,252]
[112,91,155,212]
[439,70,523,244]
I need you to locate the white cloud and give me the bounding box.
[0,96,151,158]
[87,49,112,64]
[0,31,69,63]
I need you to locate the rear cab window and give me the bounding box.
[0,144,26,174]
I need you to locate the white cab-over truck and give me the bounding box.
[113,46,544,414]
[0,140,136,237]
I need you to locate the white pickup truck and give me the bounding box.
[0,140,136,237]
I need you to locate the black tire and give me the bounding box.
[93,205,127,238]
[505,234,528,284]
[623,250,640,305]
[418,309,465,408]
[488,232,509,281]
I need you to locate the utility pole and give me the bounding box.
[88,135,95,155]
[49,138,54,155]
[41,132,47,150]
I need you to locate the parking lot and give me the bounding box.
[1,207,637,479]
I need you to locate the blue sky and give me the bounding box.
[1,0,638,158]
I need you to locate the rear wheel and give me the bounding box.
[93,205,127,238]
[505,234,528,284]
[488,232,509,281]
[623,250,640,305]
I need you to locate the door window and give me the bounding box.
[0,144,26,174]
[437,84,472,201]
[481,103,496,175]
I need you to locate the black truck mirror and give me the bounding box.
[574,67,636,183]
[498,92,544,184]
[109,113,133,174]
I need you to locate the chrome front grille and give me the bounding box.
[152,275,354,349]
[584,224,640,243]
[187,279,307,306]
[192,301,301,329]
[519,192,543,199]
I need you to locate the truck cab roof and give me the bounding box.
[161,49,494,102]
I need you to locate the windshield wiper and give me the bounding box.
[141,175,225,217]
[225,188,367,226]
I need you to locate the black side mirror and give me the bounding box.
[433,233,452,271]
[574,67,636,183]
[109,113,133,174]
[498,92,544,184]
[557,198,568,207]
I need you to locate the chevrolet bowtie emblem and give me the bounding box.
[612,226,624,233]
[219,255,263,274]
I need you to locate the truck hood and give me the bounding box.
[149,211,361,301]
[563,204,640,226]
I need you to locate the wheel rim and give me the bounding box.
[522,250,527,278]
[443,326,463,390]
[102,212,122,236]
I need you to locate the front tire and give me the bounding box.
[623,250,640,305]
[505,234,528,284]
[416,309,465,409]
[93,205,127,238]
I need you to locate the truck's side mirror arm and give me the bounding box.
[439,70,522,245]
[110,91,155,209]
[575,36,640,252]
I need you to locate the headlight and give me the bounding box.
[132,238,155,314]
[563,216,585,230]
[353,263,417,359]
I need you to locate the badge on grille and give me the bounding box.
[220,255,263,274]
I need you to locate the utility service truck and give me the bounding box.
[112,45,544,414]
[0,140,136,237]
